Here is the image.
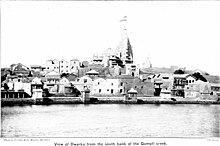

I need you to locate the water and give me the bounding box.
[1,104,220,137]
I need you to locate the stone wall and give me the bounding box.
[120,78,154,97]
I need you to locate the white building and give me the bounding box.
[59,59,70,73]
[70,59,80,74]
[31,77,42,84]
[73,76,93,93]
[44,59,81,74]
[92,78,121,95]
[14,81,31,96]
[44,71,60,93]
[186,75,197,84]
[59,77,71,93]
[45,59,60,73]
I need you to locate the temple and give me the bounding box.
[92,16,133,68]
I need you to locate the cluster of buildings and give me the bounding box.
[1,21,220,100]
[1,60,220,100]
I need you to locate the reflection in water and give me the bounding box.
[1,104,220,137]
[212,105,220,137]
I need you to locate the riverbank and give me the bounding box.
[1,96,220,106]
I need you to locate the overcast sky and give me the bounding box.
[1,1,220,76]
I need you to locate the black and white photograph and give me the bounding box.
[1,0,220,145]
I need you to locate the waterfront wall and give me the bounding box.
[1,96,220,106]
[1,91,31,99]
[1,98,35,106]
[34,97,82,105]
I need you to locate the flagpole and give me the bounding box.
[119,16,127,31]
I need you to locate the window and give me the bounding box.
[135,86,137,88]
[61,66,63,68]
[141,86,143,89]
[107,89,109,92]
[111,83,113,86]
[98,82,100,85]
[111,89,113,94]
[162,77,169,79]
[132,72,134,77]
[120,82,123,86]
[54,67,56,69]
[66,66,68,68]
[192,80,194,83]
[99,89,101,93]
[84,79,87,83]
[189,80,191,83]
[120,89,123,93]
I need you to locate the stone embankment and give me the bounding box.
[1,96,220,106]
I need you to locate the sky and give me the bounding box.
[1,1,220,76]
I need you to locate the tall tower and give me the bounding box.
[116,16,133,65]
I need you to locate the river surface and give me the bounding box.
[1,104,220,137]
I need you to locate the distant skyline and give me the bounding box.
[1,1,220,76]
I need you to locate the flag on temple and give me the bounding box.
[120,16,127,22]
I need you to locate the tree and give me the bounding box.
[174,69,185,74]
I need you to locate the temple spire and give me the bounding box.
[117,16,133,64]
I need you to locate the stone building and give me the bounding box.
[184,81,212,99]
[44,71,60,93]
[73,76,93,93]
[13,80,31,96]
[59,77,72,94]
[86,69,99,79]
[125,64,140,78]
[10,63,30,76]
[210,83,220,96]
[31,77,43,96]
[45,59,60,73]
[118,76,154,97]
[59,59,70,73]
[171,74,204,97]
[30,65,45,73]
[92,78,121,96]
[70,59,80,74]
[44,59,81,74]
